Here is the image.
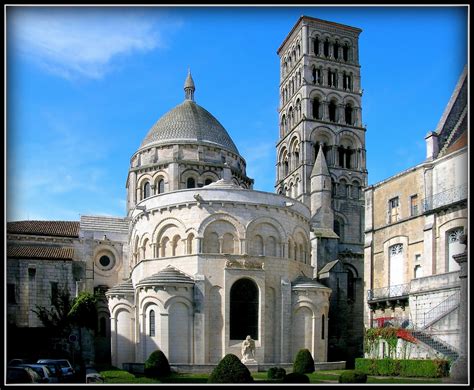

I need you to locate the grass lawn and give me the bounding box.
[98,367,444,384]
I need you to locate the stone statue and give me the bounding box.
[241,335,257,364]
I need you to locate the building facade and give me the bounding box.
[363,67,468,360]
[275,16,367,365]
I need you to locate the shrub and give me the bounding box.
[355,358,450,378]
[338,370,368,383]
[144,350,171,378]
[282,372,310,383]
[208,354,254,383]
[293,348,315,374]
[267,367,286,380]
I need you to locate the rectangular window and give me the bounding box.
[7,284,16,304]
[51,282,59,304]
[410,194,418,216]
[389,197,400,223]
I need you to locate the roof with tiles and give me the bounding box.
[7,245,74,260]
[105,279,134,297]
[136,265,195,287]
[7,220,80,238]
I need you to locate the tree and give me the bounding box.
[293,348,315,374]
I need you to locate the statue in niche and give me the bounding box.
[241,335,257,364]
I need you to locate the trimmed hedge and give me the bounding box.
[144,350,171,378]
[293,348,315,374]
[282,372,310,383]
[355,358,450,378]
[338,370,367,383]
[208,354,254,383]
[267,367,286,380]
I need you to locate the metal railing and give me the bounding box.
[367,283,410,301]
[422,183,468,212]
[422,291,460,329]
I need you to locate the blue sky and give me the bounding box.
[6,5,468,222]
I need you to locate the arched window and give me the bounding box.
[334,219,344,240]
[187,177,196,189]
[389,244,404,295]
[149,310,155,337]
[283,157,289,177]
[347,268,356,302]
[328,100,337,122]
[447,228,464,272]
[222,233,235,254]
[314,37,320,55]
[157,179,165,194]
[187,233,194,254]
[334,41,340,59]
[345,104,353,125]
[343,44,349,61]
[143,182,151,199]
[323,38,329,57]
[230,279,259,340]
[312,98,321,119]
[253,235,264,256]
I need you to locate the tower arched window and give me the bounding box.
[345,104,353,125]
[343,44,349,62]
[314,37,320,55]
[345,147,352,169]
[143,182,151,199]
[312,98,321,119]
[157,179,165,194]
[329,100,337,122]
[323,38,329,57]
[283,157,289,177]
[187,177,196,189]
[334,41,340,59]
[230,279,259,340]
[321,314,325,339]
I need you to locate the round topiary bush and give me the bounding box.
[338,370,367,383]
[144,349,171,378]
[267,367,286,380]
[293,348,315,374]
[282,372,310,383]
[208,354,254,383]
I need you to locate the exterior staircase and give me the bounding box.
[412,291,460,361]
[411,330,459,361]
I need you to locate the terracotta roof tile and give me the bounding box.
[7,245,74,260]
[7,221,80,238]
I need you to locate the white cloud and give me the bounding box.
[8,7,178,79]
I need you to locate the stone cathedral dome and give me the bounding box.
[140,71,239,154]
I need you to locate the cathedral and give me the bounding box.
[7,16,368,368]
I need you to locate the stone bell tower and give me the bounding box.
[275,15,367,366]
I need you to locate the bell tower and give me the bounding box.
[276,15,367,366]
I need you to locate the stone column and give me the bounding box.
[449,235,467,382]
[302,23,308,55]
[319,41,324,56]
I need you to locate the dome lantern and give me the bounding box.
[184,69,195,101]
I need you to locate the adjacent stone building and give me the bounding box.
[363,66,468,361]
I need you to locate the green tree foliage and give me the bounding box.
[282,372,310,383]
[32,284,73,336]
[144,350,171,378]
[293,348,315,374]
[338,370,367,383]
[68,292,98,331]
[267,367,286,380]
[208,354,254,383]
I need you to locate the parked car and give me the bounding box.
[7,366,42,383]
[35,361,64,382]
[18,363,59,383]
[36,358,75,379]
